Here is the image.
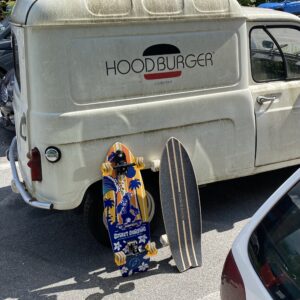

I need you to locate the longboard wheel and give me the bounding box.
[160,234,169,247]
[101,162,113,176]
[145,242,158,257]
[151,159,161,172]
[114,251,127,266]
[135,157,145,169]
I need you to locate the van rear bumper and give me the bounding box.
[8,137,54,210]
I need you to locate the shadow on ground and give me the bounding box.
[0,191,176,300]
[201,165,299,233]
[1,165,298,299]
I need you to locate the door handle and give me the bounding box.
[257,96,278,105]
[19,113,27,141]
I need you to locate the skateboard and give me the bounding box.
[101,142,157,277]
[159,137,202,272]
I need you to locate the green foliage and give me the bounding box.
[0,0,15,20]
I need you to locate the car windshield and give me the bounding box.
[249,182,300,299]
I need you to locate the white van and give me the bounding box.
[8,0,300,243]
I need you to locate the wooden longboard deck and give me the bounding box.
[159,137,202,272]
[102,142,157,277]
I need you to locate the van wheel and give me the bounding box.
[146,190,155,223]
[142,170,162,232]
[83,185,110,247]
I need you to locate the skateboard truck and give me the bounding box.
[101,151,136,176]
[127,241,141,255]
[112,150,136,175]
[114,240,145,267]
[113,162,136,174]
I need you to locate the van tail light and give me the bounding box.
[27,147,42,182]
[220,250,246,300]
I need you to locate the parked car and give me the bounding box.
[0,68,14,130]
[0,17,12,78]
[0,17,11,39]
[221,168,300,299]
[0,16,14,129]
[258,0,300,15]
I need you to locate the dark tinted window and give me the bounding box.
[251,28,285,81]
[269,28,300,80]
[249,183,300,299]
[12,33,20,89]
[250,27,300,82]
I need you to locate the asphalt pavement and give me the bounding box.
[0,125,298,300]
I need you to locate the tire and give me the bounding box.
[83,183,110,247]
[83,171,161,246]
[146,190,155,223]
[142,170,162,233]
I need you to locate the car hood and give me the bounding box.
[258,2,285,9]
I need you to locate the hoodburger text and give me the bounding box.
[105,52,214,76]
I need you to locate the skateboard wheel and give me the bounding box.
[101,162,113,176]
[146,242,158,257]
[135,157,145,169]
[114,251,127,266]
[151,160,160,172]
[160,234,169,247]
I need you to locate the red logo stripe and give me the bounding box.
[144,71,182,80]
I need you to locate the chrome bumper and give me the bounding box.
[8,137,54,210]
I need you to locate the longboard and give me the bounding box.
[101,142,157,277]
[159,137,202,272]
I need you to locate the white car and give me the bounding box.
[221,169,300,299]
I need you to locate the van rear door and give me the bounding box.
[12,27,31,184]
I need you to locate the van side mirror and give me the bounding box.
[262,40,274,49]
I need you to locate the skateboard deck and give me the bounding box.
[102,142,157,277]
[159,137,202,272]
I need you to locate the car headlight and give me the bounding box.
[45,147,61,163]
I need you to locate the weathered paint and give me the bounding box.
[11,0,243,26]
